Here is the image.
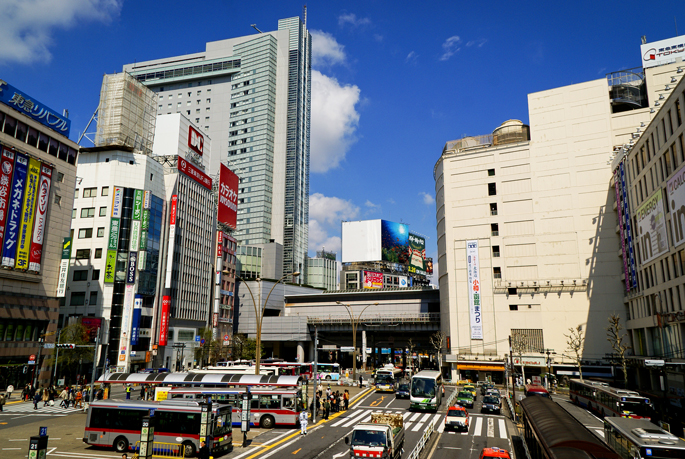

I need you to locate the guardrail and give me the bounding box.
[134,441,186,458]
[406,414,440,459]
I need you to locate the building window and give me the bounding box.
[509,305,519,311]
[75,249,91,259]
[89,291,98,306]
[97,227,105,237]
[78,228,93,239]
[488,183,497,196]
[72,270,88,281]
[70,292,86,306]
[54,195,62,206]
[92,269,100,281]
[206,98,211,103]
[491,223,499,236]
[80,208,95,218]
[99,207,107,217]
[490,203,498,216]
[94,248,103,259]
[101,187,109,196]
[493,267,502,279]
[74,189,78,199]
[72,209,77,219]
[492,246,500,257]
[56,172,64,183]
[488,168,495,176]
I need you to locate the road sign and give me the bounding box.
[340,346,355,352]
[223,334,230,346]
[43,343,55,349]
[195,335,201,342]
[39,427,47,437]
[201,339,205,345]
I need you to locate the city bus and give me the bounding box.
[569,379,653,419]
[604,417,685,459]
[410,370,443,411]
[98,372,304,389]
[375,366,402,392]
[164,387,304,428]
[316,363,341,381]
[83,400,232,457]
[262,362,315,379]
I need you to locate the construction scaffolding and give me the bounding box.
[94,73,156,154]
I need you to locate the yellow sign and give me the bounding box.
[15,158,40,269]
[155,388,169,401]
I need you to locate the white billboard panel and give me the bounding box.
[341,220,382,263]
[466,240,483,340]
[641,35,685,69]
[636,190,669,265]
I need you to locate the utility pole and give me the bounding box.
[53,330,61,384]
[313,326,318,423]
[88,328,100,404]
[33,337,44,388]
[509,336,517,414]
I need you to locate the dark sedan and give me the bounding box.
[396,383,410,399]
[481,395,501,414]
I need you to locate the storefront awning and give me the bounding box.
[456,363,505,371]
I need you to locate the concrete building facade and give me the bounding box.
[306,250,338,291]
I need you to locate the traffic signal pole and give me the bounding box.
[88,328,100,404]
[52,331,61,385]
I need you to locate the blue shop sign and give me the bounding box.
[0,80,71,137]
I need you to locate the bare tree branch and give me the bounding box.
[565,325,585,382]
[606,313,631,388]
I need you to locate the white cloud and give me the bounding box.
[0,0,121,64]
[310,70,361,173]
[440,35,461,61]
[311,30,346,68]
[365,200,380,210]
[309,220,343,253]
[405,51,418,64]
[420,192,435,205]
[308,193,359,253]
[338,13,371,27]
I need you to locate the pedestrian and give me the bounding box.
[68,389,75,407]
[299,409,308,435]
[6,384,13,399]
[74,389,83,408]
[125,385,131,400]
[331,393,338,412]
[0,391,5,411]
[344,390,349,411]
[198,440,210,459]
[323,398,330,420]
[326,386,332,398]
[42,387,49,406]
[33,389,41,410]
[359,375,363,388]
[59,387,68,408]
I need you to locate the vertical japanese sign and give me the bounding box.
[117,284,135,368]
[139,191,150,271]
[126,251,137,284]
[130,295,142,346]
[28,165,52,272]
[15,158,40,270]
[614,169,630,293]
[466,240,483,340]
[0,149,16,250]
[636,190,669,265]
[104,250,116,283]
[165,195,178,289]
[56,237,71,297]
[620,163,638,289]
[1,153,28,267]
[159,296,171,346]
[216,231,223,285]
[105,187,122,284]
[218,164,239,230]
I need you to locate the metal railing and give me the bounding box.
[305,313,439,325]
[406,413,441,459]
[134,441,186,458]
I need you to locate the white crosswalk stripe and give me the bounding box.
[499,419,507,438]
[0,402,82,416]
[411,413,432,431]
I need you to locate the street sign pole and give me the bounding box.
[88,328,100,405]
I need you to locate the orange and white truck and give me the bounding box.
[345,413,404,459]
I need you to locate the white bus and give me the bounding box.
[83,400,232,457]
[604,417,685,459]
[317,363,341,381]
[410,370,443,411]
[375,366,402,392]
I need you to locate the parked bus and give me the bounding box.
[569,379,653,419]
[83,400,232,457]
[262,362,315,379]
[410,370,443,411]
[317,363,341,381]
[604,417,685,459]
[164,387,304,428]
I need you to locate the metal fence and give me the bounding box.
[306,313,439,325]
[134,441,186,458]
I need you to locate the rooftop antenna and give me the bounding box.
[251,24,262,33]
[641,35,647,45]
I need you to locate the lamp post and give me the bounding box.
[335,301,379,380]
[540,348,556,391]
[239,272,300,375]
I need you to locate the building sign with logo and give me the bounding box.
[188,125,204,156]
[165,195,177,289]
[513,356,546,367]
[636,190,669,265]
[28,165,52,272]
[466,240,483,340]
[641,35,685,69]
[56,237,71,297]
[178,158,211,190]
[159,296,171,346]
[130,295,142,346]
[0,149,15,250]
[218,164,238,229]
[126,251,137,284]
[0,80,71,136]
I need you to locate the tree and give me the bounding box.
[194,328,223,367]
[230,334,263,360]
[565,325,585,382]
[606,313,631,388]
[511,333,528,385]
[430,331,446,372]
[43,324,92,385]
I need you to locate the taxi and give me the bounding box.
[444,405,469,431]
[479,447,511,459]
[464,384,478,400]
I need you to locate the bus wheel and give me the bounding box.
[260,415,275,429]
[113,436,129,453]
[182,441,196,457]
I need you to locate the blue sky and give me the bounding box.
[1,0,682,276]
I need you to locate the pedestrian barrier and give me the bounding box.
[405,414,440,459]
[134,441,186,458]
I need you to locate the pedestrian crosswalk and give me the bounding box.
[329,408,509,439]
[0,401,83,416]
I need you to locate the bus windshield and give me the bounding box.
[376,373,394,383]
[620,399,652,417]
[412,378,436,398]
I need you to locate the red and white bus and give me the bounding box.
[569,379,653,419]
[83,400,232,457]
[524,384,551,398]
[164,387,304,428]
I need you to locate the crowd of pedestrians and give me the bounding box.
[310,385,350,420]
[2,383,104,411]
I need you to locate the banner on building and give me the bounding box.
[130,295,142,346]
[15,158,40,270]
[408,233,426,270]
[132,189,143,220]
[466,240,483,340]
[143,190,151,210]
[130,220,141,252]
[363,270,383,289]
[636,189,669,265]
[28,165,52,272]
[165,195,178,289]
[614,169,630,293]
[0,149,16,250]
[111,186,123,218]
[117,284,135,364]
[104,250,116,283]
[667,163,685,249]
[218,164,238,229]
[56,237,71,297]
[126,251,137,284]
[620,163,638,289]
[141,209,150,231]
[159,295,171,346]
[138,250,147,271]
[1,153,28,267]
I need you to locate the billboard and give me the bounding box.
[636,190,669,265]
[363,270,383,289]
[15,158,40,270]
[408,233,426,270]
[159,296,171,346]
[28,165,52,272]
[80,317,103,343]
[218,164,239,229]
[0,80,71,136]
[1,153,28,268]
[165,195,178,289]
[0,149,16,249]
[466,240,483,340]
[188,125,204,156]
[667,163,685,249]
[178,157,211,190]
[56,237,71,297]
[425,257,434,275]
[342,220,382,263]
[381,220,409,264]
[641,35,685,69]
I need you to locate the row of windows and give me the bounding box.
[75,248,102,259]
[75,207,108,218]
[77,187,109,198]
[77,227,106,238]
[0,111,77,164]
[158,89,211,99]
[69,291,98,306]
[134,58,240,82]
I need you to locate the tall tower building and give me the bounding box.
[123,15,311,278]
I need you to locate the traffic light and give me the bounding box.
[56,343,76,349]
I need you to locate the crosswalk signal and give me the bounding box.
[56,343,76,349]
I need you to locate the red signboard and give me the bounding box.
[178,157,211,190]
[159,296,171,346]
[170,195,178,225]
[28,164,52,272]
[218,164,238,229]
[188,125,204,156]
[363,271,384,289]
[217,231,223,257]
[0,149,16,248]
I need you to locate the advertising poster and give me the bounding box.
[111,186,123,219]
[28,165,52,272]
[636,190,669,265]
[104,250,116,283]
[130,295,142,346]
[1,153,28,268]
[466,240,483,340]
[159,296,171,346]
[381,220,409,264]
[425,257,434,275]
[56,237,71,297]
[363,270,383,289]
[15,158,40,269]
[0,149,16,249]
[165,195,178,289]
[218,164,239,229]
[614,170,630,292]
[117,284,135,365]
[408,233,426,270]
[667,163,685,249]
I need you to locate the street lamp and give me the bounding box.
[540,348,556,391]
[335,301,379,380]
[239,272,300,375]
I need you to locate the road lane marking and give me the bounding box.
[402,412,411,419]
[292,448,301,454]
[473,416,483,436]
[499,419,507,438]
[338,410,370,428]
[369,396,386,407]
[411,413,432,431]
[261,429,298,446]
[332,453,347,458]
[331,409,367,427]
[1,449,21,451]
[408,412,422,422]
[487,417,494,437]
[437,420,445,433]
[9,439,27,441]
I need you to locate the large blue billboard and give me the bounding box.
[0,80,71,137]
[381,220,409,264]
[1,153,28,268]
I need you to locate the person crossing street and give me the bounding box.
[299,409,308,435]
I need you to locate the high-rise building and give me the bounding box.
[306,250,338,291]
[123,15,311,278]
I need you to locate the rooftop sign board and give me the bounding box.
[0,79,71,137]
[641,35,685,69]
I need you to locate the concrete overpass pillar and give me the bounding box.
[297,341,305,363]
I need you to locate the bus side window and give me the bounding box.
[260,395,280,410]
[283,396,295,409]
[251,398,259,410]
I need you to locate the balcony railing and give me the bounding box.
[304,313,440,325]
